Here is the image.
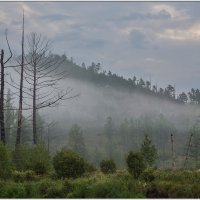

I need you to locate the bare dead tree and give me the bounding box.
[0,30,13,144]
[16,11,25,147]
[24,32,77,145]
[0,50,5,144]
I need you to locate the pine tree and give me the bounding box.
[140,134,157,167]
[177,92,188,103]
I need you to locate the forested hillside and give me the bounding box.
[53,54,200,105]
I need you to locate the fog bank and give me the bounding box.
[43,78,200,132]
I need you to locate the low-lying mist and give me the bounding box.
[44,78,200,133]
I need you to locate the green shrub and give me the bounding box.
[146,185,169,198]
[44,184,66,198]
[0,142,13,179]
[150,179,200,198]
[84,162,97,173]
[89,181,127,198]
[13,144,51,175]
[63,179,74,194]
[68,176,145,198]
[38,179,67,198]
[66,177,102,198]
[38,178,54,194]
[33,161,48,175]
[126,151,146,179]
[140,134,157,167]
[53,149,85,179]
[100,159,116,174]
[66,180,90,198]
[142,169,155,182]
[0,181,41,198]
[6,184,27,198]
[28,144,51,175]
[12,171,26,182]
[23,182,39,198]
[49,171,58,180]
[25,170,37,181]
[12,170,36,182]
[12,145,32,171]
[0,182,27,198]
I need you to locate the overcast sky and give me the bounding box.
[1,2,200,93]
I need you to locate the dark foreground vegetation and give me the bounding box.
[1,142,200,198]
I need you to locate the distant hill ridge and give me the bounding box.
[52,54,200,105]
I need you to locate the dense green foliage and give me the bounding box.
[141,168,155,182]
[12,170,37,182]
[147,169,200,198]
[66,172,145,198]
[100,159,116,174]
[0,171,145,198]
[13,144,51,175]
[1,142,200,198]
[126,151,146,178]
[1,168,200,198]
[0,142,13,179]
[84,162,97,173]
[53,149,85,178]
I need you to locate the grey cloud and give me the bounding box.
[129,30,149,49]
[40,14,70,21]
[119,9,171,21]
[10,20,21,26]
[173,2,200,19]
[84,39,106,49]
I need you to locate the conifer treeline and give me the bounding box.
[55,54,198,104]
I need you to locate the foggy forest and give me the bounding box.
[1,2,200,198]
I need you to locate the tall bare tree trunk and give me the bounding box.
[24,32,74,145]
[0,31,12,144]
[33,62,37,144]
[16,12,25,147]
[0,50,5,144]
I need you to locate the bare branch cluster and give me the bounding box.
[0,14,76,147]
